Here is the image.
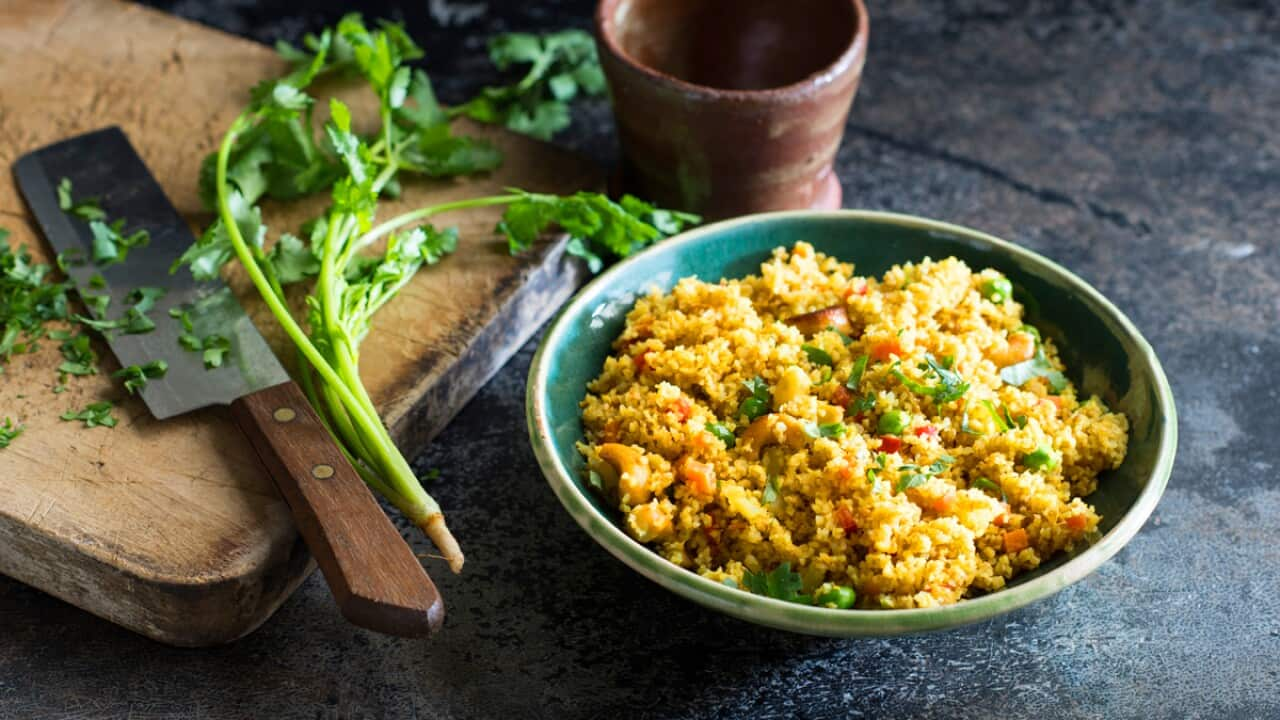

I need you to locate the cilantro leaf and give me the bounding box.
[845,354,869,391]
[801,344,833,366]
[972,477,1006,502]
[57,178,106,221]
[498,190,698,268]
[126,287,167,314]
[451,30,605,140]
[738,376,772,421]
[1000,346,1068,394]
[707,422,736,448]
[267,233,321,284]
[891,353,970,404]
[742,563,808,604]
[762,474,781,505]
[200,335,232,369]
[60,401,117,428]
[113,360,168,394]
[0,417,23,448]
[87,219,149,266]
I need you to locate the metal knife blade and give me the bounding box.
[13,126,288,419]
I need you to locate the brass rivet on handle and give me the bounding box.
[312,464,335,479]
[273,407,297,423]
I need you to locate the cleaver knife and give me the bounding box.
[14,127,443,637]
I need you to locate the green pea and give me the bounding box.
[877,409,909,435]
[981,277,1013,304]
[813,583,857,609]
[1023,445,1059,471]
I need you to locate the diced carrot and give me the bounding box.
[670,397,693,421]
[835,463,855,482]
[677,456,717,497]
[878,435,902,453]
[1003,528,1030,554]
[1065,514,1089,532]
[931,490,957,514]
[871,338,903,362]
[914,424,939,439]
[834,505,858,533]
[831,385,852,410]
[994,511,1010,527]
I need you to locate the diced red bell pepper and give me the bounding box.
[878,435,902,453]
[834,505,858,533]
[670,397,693,421]
[914,424,938,439]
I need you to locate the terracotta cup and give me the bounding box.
[595,0,869,219]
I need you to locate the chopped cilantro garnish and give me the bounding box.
[801,344,833,366]
[707,422,736,448]
[200,335,232,368]
[81,293,110,317]
[804,421,847,439]
[762,474,781,505]
[0,417,23,448]
[960,400,983,436]
[891,354,970,404]
[60,401,117,428]
[1023,446,1059,471]
[981,399,1026,433]
[56,178,106,221]
[739,376,772,421]
[742,562,807,603]
[972,477,1006,502]
[850,393,876,415]
[895,455,955,493]
[88,219,149,266]
[845,354,868,391]
[125,287,167,314]
[827,324,854,345]
[1000,346,1068,394]
[113,360,168,394]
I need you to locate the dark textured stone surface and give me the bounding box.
[2,1,1278,717]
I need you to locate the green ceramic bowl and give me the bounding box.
[527,210,1176,636]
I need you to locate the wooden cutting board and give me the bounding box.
[0,0,599,645]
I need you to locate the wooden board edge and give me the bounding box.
[0,509,314,646]
[385,236,588,450]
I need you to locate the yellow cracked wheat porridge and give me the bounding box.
[578,243,1128,609]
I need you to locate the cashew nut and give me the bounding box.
[740,414,809,459]
[595,443,651,505]
[773,365,811,408]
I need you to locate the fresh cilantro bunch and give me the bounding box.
[178,15,696,574]
[451,30,606,140]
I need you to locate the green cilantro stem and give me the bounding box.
[214,115,461,570]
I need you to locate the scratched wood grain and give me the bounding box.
[0,0,598,645]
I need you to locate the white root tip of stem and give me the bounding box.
[421,514,464,574]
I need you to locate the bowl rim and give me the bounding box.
[527,209,1177,635]
[594,0,870,103]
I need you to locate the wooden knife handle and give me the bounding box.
[230,381,443,637]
